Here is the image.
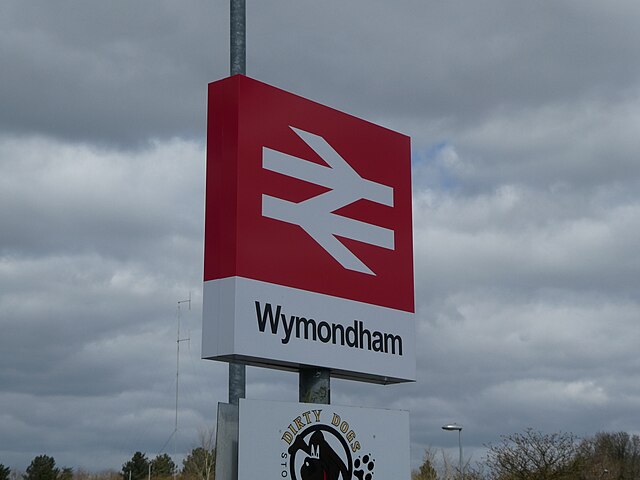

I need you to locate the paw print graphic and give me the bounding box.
[353,454,375,480]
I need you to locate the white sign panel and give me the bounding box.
[238,399,410,480]
[203,278,415,383]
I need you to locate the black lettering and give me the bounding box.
[372,331,384,352]
[385,333,403,355]
[318,321,331,343]
[296,316,317,340]
[346,321,358,347]
[281,314,295,344]
[331,322,345,345]
[255,302,403,357]
[359,321,372,350]
[255,302,281,334]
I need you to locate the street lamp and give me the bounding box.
[442,424,463,480]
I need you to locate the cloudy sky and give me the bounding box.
[2,0,640,474]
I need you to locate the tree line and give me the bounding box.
[0,446,215,480]
[413,429,640,480]
[1,428,217,480]
[3,428,638,480]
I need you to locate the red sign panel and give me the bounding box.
[204,75,413,313]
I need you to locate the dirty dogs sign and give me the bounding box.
[238,399,410,480]
[202,75,415,383]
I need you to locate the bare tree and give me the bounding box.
[485,428,581,480]
[439,448,482,480]
[576,431,640,480]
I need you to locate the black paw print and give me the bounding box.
[353,454,375,480]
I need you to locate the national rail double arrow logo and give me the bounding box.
[262,127,394,276]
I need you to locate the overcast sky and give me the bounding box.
[2,0,640,474]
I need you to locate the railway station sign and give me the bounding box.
[202,75,415,383]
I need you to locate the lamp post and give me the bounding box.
[442,424,463,480]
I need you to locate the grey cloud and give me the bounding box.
[4,1,640,147]
[250,1,640,129]
[0,136,204,266]
[0,1,226,146]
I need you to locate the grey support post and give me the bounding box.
[299,368,330,404]
[228,0,246,406]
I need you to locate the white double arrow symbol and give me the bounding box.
[262,127,395,275]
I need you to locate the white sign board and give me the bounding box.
[238,399,410,480]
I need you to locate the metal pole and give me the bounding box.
[230,0,246,76]
[442,424,463,480]
[458,429,463,480]
[174,315,180,479]
[299,368,330,404]
[229,0,246,406]
[175,298,190,476]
